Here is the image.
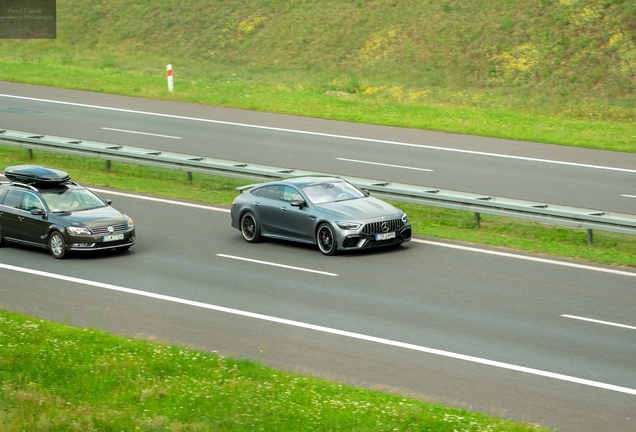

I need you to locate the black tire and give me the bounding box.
[316,223,337,256]
[48,231,67,259]
[240,212,261,243]
[0,229,6,247]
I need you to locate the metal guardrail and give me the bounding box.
[2,128,635,242]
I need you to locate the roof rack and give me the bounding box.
[6,182,39,192]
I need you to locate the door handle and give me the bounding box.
[18,216,25,221]
[253,202,261,206]
[280,207,287,211]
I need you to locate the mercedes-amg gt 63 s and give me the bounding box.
[0,165,135,259]
[231,176,411,255]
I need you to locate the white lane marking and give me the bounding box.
[217,254,337,276]
[622,194,636,199]
[101,127,182,139]
[1,262,635,396]
[88,188,231,213]
[413,239,636,278]
[2,93,634,174]
[80,190,636,278]
[562,315,636,331]
[336,158,434,172]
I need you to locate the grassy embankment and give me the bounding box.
[2,146,635,267]
[0,2,634,429]
[0,1,635,269]
[0,310,550,431]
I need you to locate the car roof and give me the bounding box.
[278,176,345,187]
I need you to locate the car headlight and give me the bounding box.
[336,221,361,230]
[67,226,91,235]
[401,212,409,223]
[125,216,134,229]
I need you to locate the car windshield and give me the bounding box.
[301,181,365,204]
[41,188,107,213]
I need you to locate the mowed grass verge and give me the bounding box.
[1,146,635,268]
[0,310,550,431]
[1,60,635,154]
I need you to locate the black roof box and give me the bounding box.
[4,165,71,185]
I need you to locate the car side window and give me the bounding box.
[251,187,268,197]
[2,190,23,209]
[283,186,303,203]
[21,192,44,212]
[264,185,284,201]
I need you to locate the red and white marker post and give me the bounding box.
[166,64,174,92]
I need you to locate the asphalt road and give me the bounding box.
[1,83,635,431]
[1,189,635,432]
[1,82,635,214]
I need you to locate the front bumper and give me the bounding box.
[66,228,136,251]
[338,225,411,250]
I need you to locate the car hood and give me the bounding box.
[316,197,402,220]
[51,206,127,227]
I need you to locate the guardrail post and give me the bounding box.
[475,212,481,228]
[28,149,33,160]
[106,160,111,173]
[188,172,193,185]
[587,229,593,245]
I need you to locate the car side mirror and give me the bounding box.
[361,189,371,196]
[30,208,45,216]
[105,199,113,205]
[290,199,306,208]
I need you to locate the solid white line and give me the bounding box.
[562,315,636,331]
[412,239,636,278]
[336,158,434,172]
[2,93,635,174]
[217,254,338,276]
[80,189,636,278]
[1,262,635,396]
[88,188,231,213]
[101,127,182,139]
[8,180,628,279]
[622,194,636,199]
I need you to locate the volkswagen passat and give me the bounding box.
[231,176,411,255]
[0,165,135,259]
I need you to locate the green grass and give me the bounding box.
[0,0,635,153]
[1,60,635,153]
[0,309,550,431]
[1,2,634,429]
[2,146,635,268]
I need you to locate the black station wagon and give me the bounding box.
[0,165,135,259]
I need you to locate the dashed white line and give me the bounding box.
[1,262,635,396]
[101,127,182,139]
[2,93,635,174]
[84,190,635,278]
[217,254,338,276]
[336,158,434,172]
[562,315,636,331]
[622,194,636,199]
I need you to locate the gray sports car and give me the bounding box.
[230,176,411,255]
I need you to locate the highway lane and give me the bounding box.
[1,188,635,432]
[1,82,635,214]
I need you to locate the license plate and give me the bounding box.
[375,232,396,241]
[103,233,124,242]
